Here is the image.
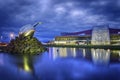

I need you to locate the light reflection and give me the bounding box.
[16,55,34,73]
[119,52,120,61]
[91,49,110,66]
[110,50,120,62]
[83,49,86,57]
[49,47,120,66]
[49,47,77,59]
[48,47,89,59]
[23,56,33,72]
[51,47,73,59]
[0,54,4,65]
[0,48,119,79]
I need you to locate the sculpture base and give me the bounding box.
[5,36,46,55]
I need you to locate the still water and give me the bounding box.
[0,47,120,80]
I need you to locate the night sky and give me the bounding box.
[0,0,120,42]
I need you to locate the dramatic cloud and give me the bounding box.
[0,0,120,42]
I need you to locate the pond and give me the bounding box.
[0,47,120,80]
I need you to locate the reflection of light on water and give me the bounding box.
[17,56,33,73]
[59,48,67,57]
[83,49,86,57]
[52,47,67,59]
[91,49,110,66]
[23,56,31,72]
[118,52,120,56]
[111,50,120,61]
[49,48,89,59]
[0,54,4,65]
[49,47,78,59]
[49,48,119,65]
[73,48,76,57]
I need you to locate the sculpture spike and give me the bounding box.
[33,22,42,28]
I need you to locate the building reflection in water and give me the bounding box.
[48,47,91,60]
[49,47,120,66]
[53,48,76,58]
[110,50,120,62]
[91,49,110,66]
[49,47,76,59]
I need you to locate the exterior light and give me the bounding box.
[10,33,15,40]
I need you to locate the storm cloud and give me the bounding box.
[0,0,120,41]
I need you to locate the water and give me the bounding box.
[0,47,120,80]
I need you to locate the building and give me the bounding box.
[54,25,120,45]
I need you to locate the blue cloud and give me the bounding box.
[0,0,120,42]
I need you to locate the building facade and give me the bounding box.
[54,25,120,45]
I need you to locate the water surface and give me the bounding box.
[0,47,120,80]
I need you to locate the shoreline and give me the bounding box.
[43,44,120,50]
[0,44,120,52]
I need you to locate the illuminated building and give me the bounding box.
[54,25,120,45]
[91,26,110,45]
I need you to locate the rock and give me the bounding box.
[6,36,46,55]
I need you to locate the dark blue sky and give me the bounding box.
[0,0,120,41]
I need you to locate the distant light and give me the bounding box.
[10,33,14,38]
[10,33,15,40]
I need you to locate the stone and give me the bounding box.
[6,37,46,55]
